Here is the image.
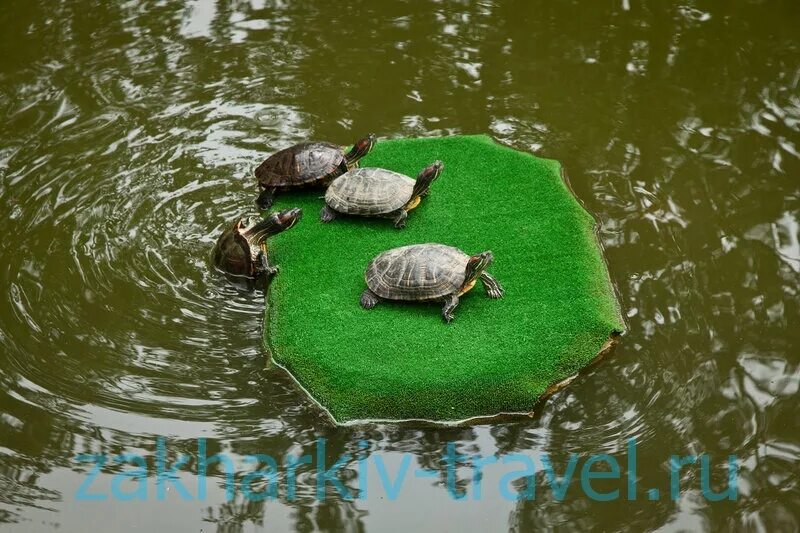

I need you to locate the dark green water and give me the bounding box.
[1,1,798,531]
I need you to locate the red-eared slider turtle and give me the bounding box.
[212,208,303,287]
[360,243,504,323]
[320,161,443,228]
[254,134,375,209]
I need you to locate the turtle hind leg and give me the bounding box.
[480,272,504,299]
[360,289,381,309]
[441,294,460,323]
[392,209,408,229]
[256,187,276,210]
[320,205,338,223]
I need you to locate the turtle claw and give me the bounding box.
[360,289,381,309]
[256,266,279,292]
[441,294,460,324]
[255,251,279,279]
[256,187,276,210]
[393,210,408,229]
[486,286,504,299]
[480,273,504,299]
[320,205,337,223]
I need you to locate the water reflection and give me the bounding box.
[0,0,798,530]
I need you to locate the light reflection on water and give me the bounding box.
[0,0,798,531]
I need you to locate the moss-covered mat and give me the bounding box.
[265,134,624,423]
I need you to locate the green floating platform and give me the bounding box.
[265,134,624,423]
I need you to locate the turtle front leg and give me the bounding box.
[360,289,381,309]
[480,272,504,299]
[320,205,338,223]
[441,293,460,323]
[256,187,276,210]
[255,250,279,281]
[392,209,408,229]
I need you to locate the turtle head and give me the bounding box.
[408,160,444,207]
[272,207,303,231]
[465,251,494,284]
[344,134,376,164]
[417,160,443,183]
[244,207,303,243]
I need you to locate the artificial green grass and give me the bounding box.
[265,135,624,423]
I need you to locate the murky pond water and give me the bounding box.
[1,1,798,531]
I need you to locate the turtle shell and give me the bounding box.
[212,221,254,277]
[326,168,414,215]
[255,142,344,189]
[365,244,469,301]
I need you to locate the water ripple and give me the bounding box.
[0,1,798,530]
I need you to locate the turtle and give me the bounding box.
[320,161,443,228]
[212,208,303,288]
[254,134,376,210]
[360,243,504,323]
